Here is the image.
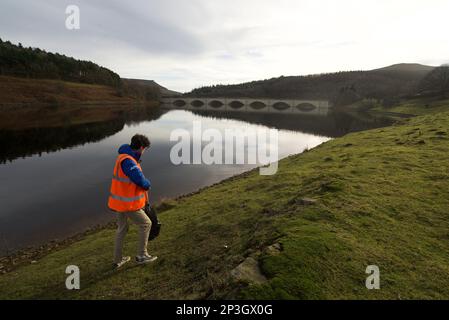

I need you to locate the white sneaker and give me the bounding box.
[136,254,158,264]
[114,256,131,269]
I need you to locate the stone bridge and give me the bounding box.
[161,97,330,115]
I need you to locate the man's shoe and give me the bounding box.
[114,256,131,269]
[136,254,158,264]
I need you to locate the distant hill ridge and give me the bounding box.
[373,63,434,74]
[122,78,181,97]
[186,63,436,106]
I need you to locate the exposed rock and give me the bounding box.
[265,243,282,255]
[288,197,318,206]
[299,198,317,205]
[231,257,267,284]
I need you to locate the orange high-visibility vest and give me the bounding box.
[108,154,146,212]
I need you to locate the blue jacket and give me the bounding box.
[118,144,151,190]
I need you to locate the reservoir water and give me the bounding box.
[0,103,393,254]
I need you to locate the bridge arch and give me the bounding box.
[229,101,244,109]
[272,102,290,110]
[191,100,205,107]
[209,100,224,108]
[296,103,317,112]
[249,101,267,110]
[173,99,187,107]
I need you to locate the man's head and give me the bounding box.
[130,134,150,154]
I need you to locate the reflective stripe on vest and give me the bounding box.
[110,193,145,202]
[112,175,132,183]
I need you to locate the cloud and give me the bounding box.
[0,0,205,55]
[1,0,449,92]
[246,50,263,58]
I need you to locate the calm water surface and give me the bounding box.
[0,106,393,254]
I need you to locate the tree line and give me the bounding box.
[418,65,449,99]
[0,38,121,87]
[187,64,449,107]
[0,38,163,101]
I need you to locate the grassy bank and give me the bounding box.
[0,75,147,107]
[1,105,449,299]
[373,97,449,116]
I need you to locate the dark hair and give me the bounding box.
[130,134,150,150]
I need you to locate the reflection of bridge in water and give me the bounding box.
[161,97,331,116]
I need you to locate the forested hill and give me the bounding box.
[186,63,435,106]
[0,38,120,87]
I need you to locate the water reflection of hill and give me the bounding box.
[0,107,165,163]
[190,110,394,137]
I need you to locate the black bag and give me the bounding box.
[144,204,161,241]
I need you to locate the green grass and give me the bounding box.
[374,97,449,116]
[1,105,449,299]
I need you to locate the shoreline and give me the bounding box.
[2,105,449,299]
[0,165,260,274]
[0,109,409,273]
[0,221,116,274]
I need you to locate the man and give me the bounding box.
[108,134,158,268]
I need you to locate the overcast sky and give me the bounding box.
[1,0,449,92]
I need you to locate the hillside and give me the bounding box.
[123,78,181,97]
[0,75,140,107]
[0,38,120,87]
[1,100,449,299]
[0,39,174,106]
[186,63,435,107]
[373,63,434,76]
